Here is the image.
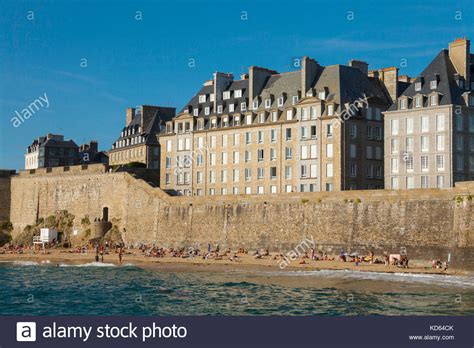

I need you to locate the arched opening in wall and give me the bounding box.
[102,207,109,222]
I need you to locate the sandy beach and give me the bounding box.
[0,248,467,276]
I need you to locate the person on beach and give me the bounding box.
[118,247,123,264]
[310,248,315,260]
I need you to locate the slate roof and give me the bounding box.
[388,49,471,111]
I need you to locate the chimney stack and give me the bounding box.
[248,66,277,105]
[448,38,470,87]
[126,108,135,126]
[371,67,399,104]
[213,72,234,110]
[349,59,369,75]
[301,56,319,97]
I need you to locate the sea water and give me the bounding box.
[0,261,473,316]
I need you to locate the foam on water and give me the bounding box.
[247,269,474,289]
[12,260,39,266]
[59,262,116,268]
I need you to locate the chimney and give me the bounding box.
[301,56,319,97]
[240,73,249,80]
[398,75,410,83]
[349,59,369,75]
[89,141,98,153]
[126,108,135,126]
[374,67,399,104]
[213,72,234,110]
[248,66,277,105]
[448,38,470,87]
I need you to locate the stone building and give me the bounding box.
[159,58,393,196]
[384,38,474,189]
[25,133,79,169]
[109,105,175,169]
[79,141,109,165]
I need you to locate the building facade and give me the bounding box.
[384,38,474,189]
[109,105,175,169]
[159,58,392,196]
[25,134,79,169]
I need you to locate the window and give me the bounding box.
[366,145,373,159]
[223,91,230,100]
[406,137,413,152]
[301,107,309,120]
[245,187,251,194]
[456,156,464,171]
[350,144,357,159]
[421,136,429,152]
[436,135,445,151]
[400,99,407,109]
[270,167,277,179]
[221,188,227,195]
[258,113,265,123]
[166,140,172,152]
[265,99,271,108]
[326,124,333,137]
[165,156,171,168]
[430,80,437,89]
[277,97,284,107]
[233,187,239,195]
[415,96,421,108]
[436,155,445,171]
[325,183,333,192]
[211,118,217,128]
[301,165,308,178]
[257,186,264,194]
[456,114,463,131]
[257,149,264,162]
[209,188,215,195]
[311,125,317,139]
[252,100,258,110]
[350,163,357,177]
[286,128,292,140]
[233,133,240,146]
[300,126,307,139]
[367,107,373,120]
[286,109,293,120]
[245,168,251,181]
[421,175,429,188]
[292,95,299,105]
[258,130,264,143]
[233,151,239,164]
[234,89,242,98]
[196,154,203,166]
[430,95,437,106]
[245,132,251,144]
[406,176,414,189]
[415,82,421,91]
[470,116,474,132]
[469,156,474,172]
[301,145,308,160]
[221,152,228,165]
[310,106,317,119]
[436,114,445,131]
[391,158,399,173]
[217,105,223,114]
[246,114,252,125]
[326,163,333,178]
[391,139,399,154]
[285,147,292,160]
[209,170,216,183]
[209,153,216,166]
[406,155,413,172]
[245,150,251,162]
[406,118,414,134]
[205,107,210,115]
[271,129,277,143]
[421,155,429,171]
[326,144,333,158]
[285,166,292,179]
[193,109,199,116]
[199,95,206,103]
[165,173,170,185]
[421,116,429,132]
[318,91,326,100]
[270,148,276,161]
[391,177,399,189]
[310,144,317,159]
[327,104,334,116]
[221,169,227,183]
[222,117,228,127]
[350,124,357,138]
[391,119,399,135]
[197,171,203,183]
[241,103,246,111]
[270,185,277,194]
[271,111,278,122]
[436,175,444,188]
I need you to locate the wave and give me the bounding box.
[12,260,39,266]
[241,269,474,289]
[59,262,116,268]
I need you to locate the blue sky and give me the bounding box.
[1,0,473,170]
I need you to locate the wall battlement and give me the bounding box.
[1,169,473,269]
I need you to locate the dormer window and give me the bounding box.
[234,116,240,126]
[259,113,265,123]
[400,98,407,110]
[318,91,326,100]
[222,117,228,127]
[469,95,474,106]
[430,80,437,89]
[252,100,259,110]
[199,95,206,103]
[205,107,210,115]
[223,91,231,100]
[271,111,278,122]
[229,103,235,113]
[327,104,334,116]
[211,118,217,128]
[246,114,252,125]
[241,102,247,111]
[415,82,422,91]
[292,95,299,105]
[306,89,313,97]
[277,97,284,107]
[210,93,215,102]
[217,105,223,114]
[265,99,271,109]
[198,119,204,130]
[234,89,242,98]
[166,123,172,133]
[430,95,437,106]
[193,108,199,116]
[415,96,422,108]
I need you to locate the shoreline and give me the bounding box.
[0,249,469,276]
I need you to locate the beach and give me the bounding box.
[0,248,467,276]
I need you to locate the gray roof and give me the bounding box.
[388,49,470,111]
